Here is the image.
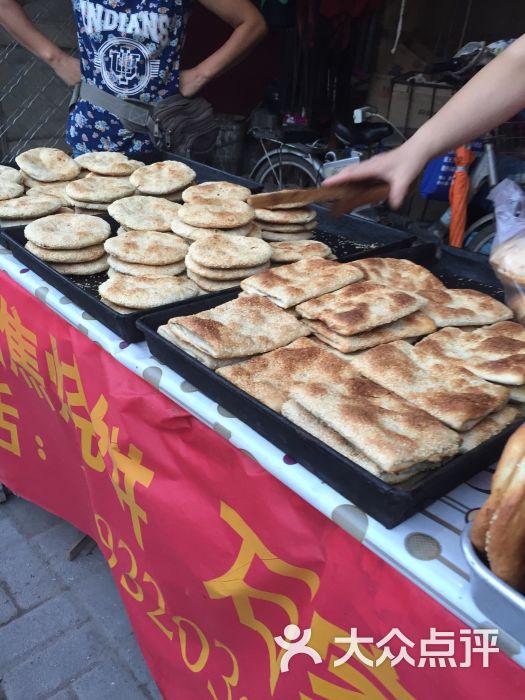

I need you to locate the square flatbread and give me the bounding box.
[167,295,310,359]
[352,340,510,431]
[420,288,513,327]
[459,406,521,453]
[16,148,80,182]
[108,196,181,232]
[416,321,525,385]
[217,338,358,411]
[296,281,426,336]
[158,324,247,369]
[352,257,445,293]
[130,161,196,195]
[99,271,199,309]
[241,258,363,308]
[304,311,436,352]
[282,379,460,473]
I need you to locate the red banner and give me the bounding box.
[0,270,523,699]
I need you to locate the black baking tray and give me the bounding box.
[137,243,523,528]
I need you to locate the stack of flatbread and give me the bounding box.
[172,197,259,242]
[269,240,334,264]
[108,195,181,233]
[295,280,436,354]
[241,258,363,308]
[65,176,136,215]
[185,233,272,292]
[247,190,318,242]
[129,161,196,202]
[99,272,200,314]
[24,213,111,275]
[104,230,189,279]
[158,295,310,369]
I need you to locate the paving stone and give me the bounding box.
[1,623,105,700]
[117,633,154,686]
[0,539,62,610]
[73,657,149,700]
[47,689,77,700]
[0,518,23,548]
[0,591,89,669]
[72,567,134,644]
[0,586,17,625]
[2,497,62,538]
[145,680,163,700]
[32,521,107,585]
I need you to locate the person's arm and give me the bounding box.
[325,34,525,209]
[179,0,267,98]
[0,0,80,85]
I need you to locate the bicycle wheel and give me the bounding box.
[252,152,320,192]
[464,217,496,255]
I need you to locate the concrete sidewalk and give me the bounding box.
[0,495,162,700]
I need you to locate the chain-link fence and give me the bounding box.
[0,0,77,161]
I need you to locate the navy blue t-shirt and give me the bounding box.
[68,0,191,155]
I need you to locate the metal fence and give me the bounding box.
[0,0,77,161]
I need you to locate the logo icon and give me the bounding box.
[274,625,322,673]
[94,37,160,96]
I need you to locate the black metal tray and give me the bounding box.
[137,244,523,528]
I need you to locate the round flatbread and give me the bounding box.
[185,253,269,280]
[66,176,135,203]
[25,214,111,249]
[69,198,108,211]
[75,152,137,176]
[16,148,80,182]
[27,181,70,206]
[270,240,332,263]
[162,189,186,203]
[108,195,181,231]
[257,220,317,233]
[182,181,251,203]
[99,271,199,309]
[51,256,109,275]
[117,226,130,235]
[26,241,105,263]
[187,269,244,291]
[261,230,315,242]
[101,298,141,314]
[171,215,254,240]
[178,200,254,230]
[129,161,196,194]
[108,255,185,277]
[0,194,62,219]
[255,207,316,224]
[0,181,24,201]
[104,230,188,265]
[248,225,263,238]
[0,165,23,184]
[189,233,271,269]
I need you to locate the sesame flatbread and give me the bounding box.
[130,161,196,194]
[75,152,137,176]
[182,181,251,203]
[66,176,135,203]
[189,233,271,269]
[0,165,22,184]
[0,194,62,219]
[186,269,244,291]
[296,281,426,336]
[270,240,332,263]
[353,340,510,431]
[304,311,436,353]
[0,181,24,200]
[259,220,317,233]
[100,271,199,309]
[261,230,315,242]
[25,241,105,263]
[185,253,269,280]
[460,406,522,453]
[27,181,70,206]
[101,298,141,314]
[104,230,188,265]
[178,200,254,229]
[167,295,310,359]
[25,213,111,249]
[108,256,185,277]
[108,196,181,231]
[416,321,525,385]
[15,148,80,182]
[158,323,248,369]
[241,258,363,308]
[254,207,316,224]
[171,215,255,240]
[352,257,445,294]
[51,256,109,275]
[420,288,513,327]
